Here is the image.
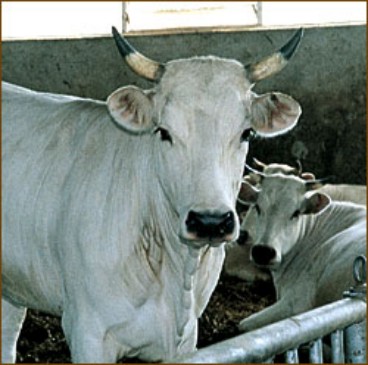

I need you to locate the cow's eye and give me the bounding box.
[240,128,255,143]
[154,127,173,144]
[291,210,300,219]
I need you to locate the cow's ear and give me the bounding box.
[303,192,331,215]
[250,92,301,137]
[301,172,316,181]
[243,173,262,186]
[107,86,154,133]
[238,180,259,205]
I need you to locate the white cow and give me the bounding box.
[318,184,366,206]
[248,159,367,206]
[2,28,303,363]
[225,160,366,283]
[237,173,366,332]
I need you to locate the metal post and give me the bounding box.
[252,2,263,26]
[331,329,345,363]
[343,255,366,364]
[122,2,127,33]
[285,348,299,363]
[309,338,323,363]
[344,319,366,363]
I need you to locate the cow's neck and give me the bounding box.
[272,202,365,290]
[120,141,223,343]
[139,206,204,342]
[292,202,364,251]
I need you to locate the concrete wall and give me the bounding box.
[3,25,366,184]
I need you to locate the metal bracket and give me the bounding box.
[344,255,366,301]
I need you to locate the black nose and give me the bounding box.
[251,245,277,266]
[186,210,235,239]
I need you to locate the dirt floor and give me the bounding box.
[16,273,276,363]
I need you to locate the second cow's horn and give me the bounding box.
[245,28,304,83]
[112,26,165,81]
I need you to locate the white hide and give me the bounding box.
[319,184,366,206]
[238,174,366,332]
[251,161,367,206]
[2,56,300,363]
[224,162,366,283]
[224,241,271,282]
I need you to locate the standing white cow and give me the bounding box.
[2,28,303,363]
[237,172,366,332]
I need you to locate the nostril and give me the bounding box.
[237,230,249,245]
[251,245,276,266]
[186,211,201,233]
[220,211,235,234]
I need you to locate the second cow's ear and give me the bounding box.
[107,86,155,133]
[250,92,301,137]
[303,192,331,215]
[238,180,260,205]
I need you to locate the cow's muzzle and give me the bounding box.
[183,210,236,246]
[251,244,280,268]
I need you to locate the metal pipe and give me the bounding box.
[253,2,263,26]
[309,338,323,363]
[169,298,366,363]
[344,319,366,363]
[331,329,345,363]
[122,2,127,33]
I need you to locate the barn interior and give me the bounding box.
[2,2,366,363]
[3,25,366,184]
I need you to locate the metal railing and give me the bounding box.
[169,255,366,364]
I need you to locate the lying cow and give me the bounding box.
[225,160,307,282]
[318,184,366,206]
[225,159,366,283]
[237,172,366,332]
[248,158,367,206]
[224,235,271,283]
[2,28,303,363]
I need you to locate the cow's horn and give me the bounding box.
[112,26,165,81]
[304,176,334,190]
[253,157,267,171]
[244,163,266,178]
[245,28,304,83]
[295,159,303,176]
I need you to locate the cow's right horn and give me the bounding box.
[244,163,266,178]
[245,28,304,83]
[112,26,165,81]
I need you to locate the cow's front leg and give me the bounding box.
[61,307,126,363]
[238,299,294,333]
[1,299,27,363]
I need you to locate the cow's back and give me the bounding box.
[320,184,366,206]
[277,202,366,307]
[313,211,366,306]
[2,82,116,313]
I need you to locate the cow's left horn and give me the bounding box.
[112,26,165,81]
[245,28,304,83]
[304,176,333,190]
